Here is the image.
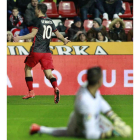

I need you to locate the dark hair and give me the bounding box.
[113,21,122,29]
[37,3,47,15]
[12,7,18,11]
[87,66,102,86]
[76,33,86,42]
[79,33,86,38]
[87,31,93,36]
[96,31,105,41]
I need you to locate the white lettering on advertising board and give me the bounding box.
[77,69,133,87]
[124,70,133,87]
[7,76,12,88]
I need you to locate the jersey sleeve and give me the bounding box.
[32,18,40,29]
[98,91,111,114]
[76,98,101,139]
[52,21,57,32]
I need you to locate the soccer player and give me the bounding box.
[13,3,70,103]
[29,66,132,139]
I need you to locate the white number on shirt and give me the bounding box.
[43,25,52,39]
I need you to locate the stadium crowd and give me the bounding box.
[7,0,133,42]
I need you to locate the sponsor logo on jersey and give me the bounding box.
[84,114,92,121]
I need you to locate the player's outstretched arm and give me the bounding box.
[54,30,71,45]
[13,29,38,42]
[105,110,132,137]
[100,95,132,138]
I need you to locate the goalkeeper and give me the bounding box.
[29,66,132,139]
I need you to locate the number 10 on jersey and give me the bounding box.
[43,25,52,39]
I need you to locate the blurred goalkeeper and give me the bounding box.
[29,66,132,139]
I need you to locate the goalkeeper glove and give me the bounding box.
[101,130,113,139]
[107,111,132,137]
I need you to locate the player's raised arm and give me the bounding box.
[54,30,71,45]
[13,28,38,42]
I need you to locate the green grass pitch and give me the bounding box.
[7,95,133,140]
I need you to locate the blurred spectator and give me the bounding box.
[87,32,95,42]
[75,32,87,42]
[16,0,31,15]
[87,18,108,40]
[95,31,111,42]
[96,0,125,20]
[9,7,23,29]
[78,0,100,21]
[24,0,38,26]
[8,7,30,36]
[8,7,27,36]
[67,16,86,41]
[127,29,133,42]
[25,38,33,42]
[7,31,13,42]
[109,18,126,42]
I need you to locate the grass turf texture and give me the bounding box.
[7,95,133,140]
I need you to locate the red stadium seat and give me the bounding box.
[51,38,61,42]
[83,20,93,31]
[102,20,111,31]
[44,0,53,2]
[124,20,133,33]
[58,1,77,17]
[119,2,132,18]
[64,19,74,34]
[43,2,59,18]
[64,19,74,28]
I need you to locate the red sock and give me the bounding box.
[50,78,57,89]
[25,77,33,91]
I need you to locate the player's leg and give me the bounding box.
[39,126,68,136]
[23,52,40,99]
[30,113,77,137]
[40,53,60,103]
[67,112,83,137]
[44,69,57,88]
[30,123,68,137]
[22,64,35,99]
[43,69,60,104]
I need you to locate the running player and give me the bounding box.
[29,66,132,139]
[13,3,70,103]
